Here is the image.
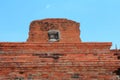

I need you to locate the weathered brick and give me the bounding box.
[0,18,120,79]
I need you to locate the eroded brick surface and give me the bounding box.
[27,18,81,43]
[0,18,120,80]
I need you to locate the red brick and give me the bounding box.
[0,18,120,79]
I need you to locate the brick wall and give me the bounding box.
[0,18,120,80]
[27,18,81,43]
[0,42,120,80]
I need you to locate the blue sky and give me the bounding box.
[0,0,120,49]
